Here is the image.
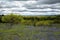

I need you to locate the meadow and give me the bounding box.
[0,23,60,40]
[0,14,60,40]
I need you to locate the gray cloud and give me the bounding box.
[0,0,60,4]
[37,0,60,4]
[0,0,28,1]
[0,1,60,15]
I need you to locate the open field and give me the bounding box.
[0,23,60,40]
[0,14,60,40]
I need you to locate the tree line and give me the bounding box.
[0,14,60,26]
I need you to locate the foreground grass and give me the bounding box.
[0,23,60,40]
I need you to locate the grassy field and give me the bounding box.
[0,23,60,40]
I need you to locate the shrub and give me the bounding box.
[1,14,22,24]
[35,20,54,26]
[1,13,60,26]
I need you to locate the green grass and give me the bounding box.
[0,23,60,40]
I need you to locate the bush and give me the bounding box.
[1,13,60,26]
[21,20,32,25]
[1,14,22,24]
[35,20,54,26]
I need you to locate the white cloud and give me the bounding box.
[26,1,37,4]
[0,1,60,15]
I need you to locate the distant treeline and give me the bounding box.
[0,14,60,26]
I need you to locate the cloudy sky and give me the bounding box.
[0,0,60,15]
